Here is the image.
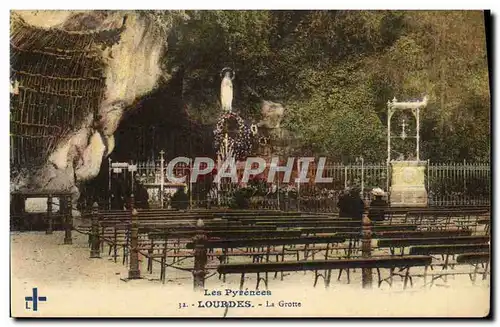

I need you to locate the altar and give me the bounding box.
[390,161,427,207]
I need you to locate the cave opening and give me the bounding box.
[78,71,216,210]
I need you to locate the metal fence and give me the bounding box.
[427,161,491,207]
[121,154,490,209]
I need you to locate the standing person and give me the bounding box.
[134,179,150,210]
[110,176,125,210]
[368,188,387,222]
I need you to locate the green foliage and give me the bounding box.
[247,177,268,196]
[171,188,189,210]
[157,10,489,161]
[229,187,253,209]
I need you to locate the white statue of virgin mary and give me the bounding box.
[220,67,235,112]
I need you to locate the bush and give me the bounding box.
[171,188,189,210]
[230,187,254,209]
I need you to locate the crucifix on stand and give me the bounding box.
[386,96,429,208]
[400,119,408,140]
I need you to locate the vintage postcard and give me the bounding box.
[9,9,491,318]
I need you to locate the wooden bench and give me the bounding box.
[378,235,488,255]
[217,213,325,219]
[82,215,250,264]
[216,255,433,289]
[127,232,348,284]
[457,252,490,264]
[405,209,489,229]
[186,235,346,250]
[108,226,293,264]
[408,244,490,286]
[456,252,490,282]
[144,230,310,281]
[477,218,490,235]
[372,229,472,239]
[409,244,490,256]
[370,206,489,224]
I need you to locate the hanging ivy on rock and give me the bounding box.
[213,112,254,160]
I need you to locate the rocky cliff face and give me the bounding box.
[10,10,174,205]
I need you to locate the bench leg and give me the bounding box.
[325,269,332,288]
[160,256,166,284]
[100,229,104,252]
[239,273,245,289]
[469,264,479,283]
[377,268,395,288]
[273,254,280,279]
[147,250,153,273]
[337,269,343,281]
[443,254,450,283]
[482,262,490,281]
[281,249,286,281]
[123,246,128,266]
[403,267,411,290]
[423,265,428,287]
[376,268,382,287]
[449,255,456,270]
[338,268,351,283]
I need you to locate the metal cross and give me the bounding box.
[400,119,408,140]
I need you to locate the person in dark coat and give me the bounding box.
[347,187,365,221]
[368,188,388,222]
[110,177,125,210]
[134,179,150,210]
[337,188,351,218]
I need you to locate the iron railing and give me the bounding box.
[112,153,490,210]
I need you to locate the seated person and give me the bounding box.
[368,188,387,222]
[337,188,351,218]
[348,187,365,221]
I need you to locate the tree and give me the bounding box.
[156,10,490,162]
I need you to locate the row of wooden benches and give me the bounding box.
[84,213,488,234]
[84,215,487,262]
[216,252,490,289]
[82,205,489,221]
[82,221,489,288]
[76,206,489,289]
[82,210,489,256]
[81,206,489,239]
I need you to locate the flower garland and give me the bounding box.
[213,112,253,160]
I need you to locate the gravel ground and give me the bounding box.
[10,230,490,317]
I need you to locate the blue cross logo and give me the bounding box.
[25,288,47,311]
